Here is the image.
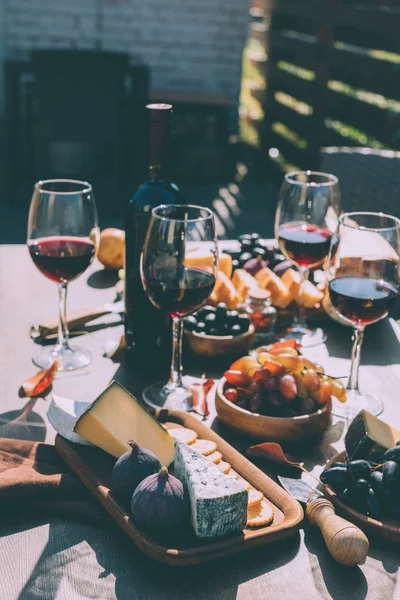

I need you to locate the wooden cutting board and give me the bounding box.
[55,409,304,565]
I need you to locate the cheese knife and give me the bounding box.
[30,300,124,340]
[278,471,369,566]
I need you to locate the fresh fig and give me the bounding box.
[111,440,161,502]
[243,257,267,276]
[131,467,188,530]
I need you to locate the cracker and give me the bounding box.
[216,460,231,474]
[205,451,223,464]
[167,427,198,445]
[191,439,217,456]
[248,489,264,508]
[247,500,274,527]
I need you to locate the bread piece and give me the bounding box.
[255,267,292,308]
[185,250,232,279]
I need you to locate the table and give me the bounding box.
[1,245,400,600]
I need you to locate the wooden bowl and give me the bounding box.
[185,324,255,357]
[215,377,332,442]
[323,451,400,542]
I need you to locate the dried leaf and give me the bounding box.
[21,362,58,397]
[245,442,304,470]
[190,378,214,417]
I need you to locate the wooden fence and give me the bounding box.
[242,0,400,171]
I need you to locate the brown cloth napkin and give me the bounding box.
[0,438,106,521]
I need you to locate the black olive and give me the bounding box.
[237,314,250,332]
[204,313,217,333]
[230,324,242,336]
[228,310,240,324]
[238,234,252,244]
[383,446,400,465]
[250,232,261,242]
[196,322,206,333]
[347,459,371,481]
[232,259,240,271]
[208,328,219,336]
[219,324,230,336]
[184,315,197,331]
[216,303,228,322]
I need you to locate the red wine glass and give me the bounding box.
[275,171,340,347]
[141,204,218,410]
[326,212,400,417]
[27,179,99,371]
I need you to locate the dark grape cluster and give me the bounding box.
[225,233,286,273]
[321,444,400,521]
[184,303,251,337]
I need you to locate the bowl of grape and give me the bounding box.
[184,303,255,357]
[215,339,347,442]
[321,447,400,542]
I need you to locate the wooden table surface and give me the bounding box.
[1,245,400,600]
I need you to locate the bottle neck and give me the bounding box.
[147,104,172,182]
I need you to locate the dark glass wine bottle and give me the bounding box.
[125,103,185,370]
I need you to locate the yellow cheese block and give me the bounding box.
[231,269,260,302]
[210,270,240,308]
[281,268,301,304]
[185,251,232,279]
[74,381,175,466]
[255,267,292,308]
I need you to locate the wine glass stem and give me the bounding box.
[295,268,310,328]
[56,282,70,351]
[168,316,183,388]
[347,326,365,392]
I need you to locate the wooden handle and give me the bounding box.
[306,498,369,566]
[37,307,111,337]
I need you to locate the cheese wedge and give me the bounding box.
[185,250,232,279]
[255,267,292,308]
[74,381,175,466]
[281,268,301,304]
[210,270,240,308]
[298,280,324,308]
[345,410,400,461]
[231,269,260,302]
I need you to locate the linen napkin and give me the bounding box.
[0,438,105,521]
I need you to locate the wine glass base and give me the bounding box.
[278,325,326,348]
[142,381,192,412]
[33,345,92,371]
[332,390,384,420]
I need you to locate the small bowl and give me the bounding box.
[185,324,255,357]
[215,377,332,442]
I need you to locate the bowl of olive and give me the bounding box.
[184,303,255,357]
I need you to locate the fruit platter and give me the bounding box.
[215,339,347,442]
[55,382,303,565]
[320,410,400,542]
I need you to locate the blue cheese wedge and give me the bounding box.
[174,441,248,539]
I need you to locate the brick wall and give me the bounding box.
[1,0,249,107]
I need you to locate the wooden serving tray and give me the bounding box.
[55,409,303,565]
[324,451,400,543]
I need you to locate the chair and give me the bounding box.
[319,147,400,218]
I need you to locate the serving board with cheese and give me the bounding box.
[55,382,303,565]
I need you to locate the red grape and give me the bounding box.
[303,369,320,392]
[224,369,248,387]
[224,388,239,403]
[264,376,278,391]
[278,374,297,401]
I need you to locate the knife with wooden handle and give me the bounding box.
[279,473,369,566]
[31,300,124,339]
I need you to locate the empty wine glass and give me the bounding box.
[275,171,340,346]
[326,212,400,418]
[27,179,99,371]
[141,204,218,410]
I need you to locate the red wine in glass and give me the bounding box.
[278,223,332,267]
[329,276,398,326]
[28,236,96,283]
[146,267,216,318]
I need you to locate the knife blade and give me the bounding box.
[31,300,124,340]
[278,472,369,566]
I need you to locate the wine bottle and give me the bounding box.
[125,103,185,370]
